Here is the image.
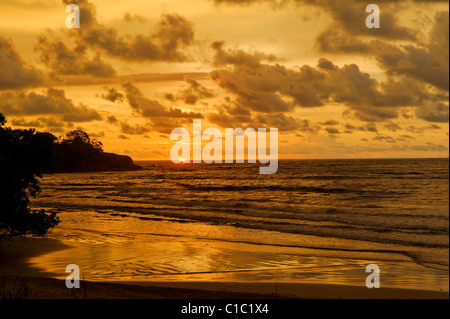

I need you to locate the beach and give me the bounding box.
[1,237,448,299]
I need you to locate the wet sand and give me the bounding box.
[0,238,448,299]
[1,276,447,299]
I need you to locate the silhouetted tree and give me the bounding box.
[61,130,103,152]
[47,129,140,173]
[0,113,60,240]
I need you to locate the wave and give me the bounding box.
[176,183,362,194]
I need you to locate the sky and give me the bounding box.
[0,0,448,160]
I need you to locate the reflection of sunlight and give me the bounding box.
[24,209,450,292]
[179,158,186,164]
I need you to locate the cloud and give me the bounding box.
[320,120,340,126]
[325,127,341,135]
[211,41,280,68]
[384,121,402,132]
[211,42,448,124]
[374,40,449,91]
[0,88,101,122]
[150,117,192,135]
[257,113,318,132]
[35,36,116,78]
[107,115,119,124]
[123,82,203,119]
[164,76,215,105]
[33,0,197,78]
[180,76,215,105]
[406,124,442,134]
[214,1,448,94]
[101,88,124,103]
[415,102,449,123]
[0,36,44,90]
[208,105,319,132]
[315,10,449,92]
[215,0,418,41]
[119,121,152,135]
[11,117,71,133]
[61,0,195,63]
[373,135,396,143]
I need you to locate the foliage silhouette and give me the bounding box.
[51,130,140,172]
[0,113,60,240]
[1,113,140,241]
[61,129,103,152]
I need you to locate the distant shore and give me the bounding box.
[0,238,448,299]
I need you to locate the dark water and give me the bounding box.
[32,158,449,289]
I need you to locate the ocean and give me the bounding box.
[30,158,449,291]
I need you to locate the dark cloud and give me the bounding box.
[316,11,449,92]
[150,117,192,135]
[106,115,152,135]
[373,135,396,143]
[398,134,415,141]
[208,105,319,133]
[211,41,280,68]
[384,121,402,132]
[0,88,101,122]
[123,82,203,119]
[325,127,340,135]
[0,36,44,90]
[211,42,448,124]
[33,0,197,78]
[35,36,116,78]
[215,0,418,41]
[104,83,205,134]
[214,0,448,101]
[11,117,70,133]
[320,120,340,126]
[374,40,449,91]
[406,125,442,134]
[119,121,152,135]
[107,115,119,124]
[257,113,318,132]
[181,76,215,105]
[101,88,124,103]
[164,76,215,105]
[415,102,449,123]
[62,0,195,63]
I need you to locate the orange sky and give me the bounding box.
[0,0,448,160]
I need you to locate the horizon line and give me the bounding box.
[133,157,450,162]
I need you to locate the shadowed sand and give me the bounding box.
[1,238,448,299]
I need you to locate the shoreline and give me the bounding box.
[1,238,448,299]
[0,276,448,299]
